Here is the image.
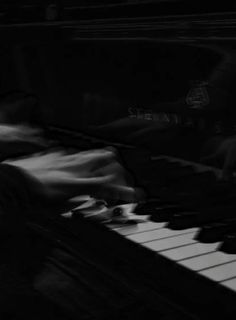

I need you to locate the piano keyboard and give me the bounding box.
[62,155,236,319]
[112,215,236,285]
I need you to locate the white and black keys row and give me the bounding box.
[108,219,236,293]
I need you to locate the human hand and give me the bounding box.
[5,147,145,205]
[0,124,48,147]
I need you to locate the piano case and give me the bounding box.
[1,1,236,320]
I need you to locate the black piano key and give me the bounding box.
[167,212,200,229]
[164,172,218,204]
[219,233,236,254]
[200,182,236,206]
[149,205,188,222]
[134,199,177,215]
[168,205,236,229]
[195,219,236,243]
[147,163,218,200]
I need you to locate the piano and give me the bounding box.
[2,1,236,319]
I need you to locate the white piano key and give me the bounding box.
[159,242,219,261]
[222,278,236,292]
[126,227,198,243]
[142,232,197,251]
[199,261,236,282]
[113,222,166,236]
[179,251,236,271]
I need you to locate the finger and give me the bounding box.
[91,161,127,184]
[41,173,139,204]
[104,146,120,160]
[93,161,136,190]
[100,184,143,204]
[40,174,115,201]
[79,148,116,160]
[104,146,127,167]
[5,151,66,171]
[58,149,116,171]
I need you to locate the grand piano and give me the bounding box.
[1,1,236,319]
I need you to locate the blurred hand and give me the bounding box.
[5,148,144,205]
[201,136,236,180]
[0,124,48,147]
